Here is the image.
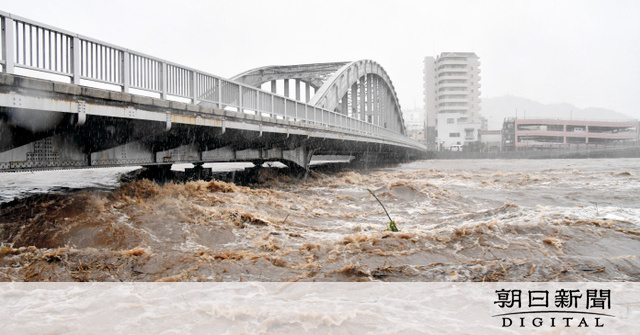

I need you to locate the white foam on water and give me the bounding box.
[1,282,638,334]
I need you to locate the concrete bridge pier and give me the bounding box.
[185,163,213,180]
[139,164,174,181]
[280,147,314,178]
[349,152,389,170]
[349,148,416,170]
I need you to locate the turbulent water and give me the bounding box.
[0,158,639,282]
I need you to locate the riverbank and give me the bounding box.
[432,146,640,160]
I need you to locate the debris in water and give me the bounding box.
[367,189,399,232]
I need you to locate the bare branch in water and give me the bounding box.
[368,189,399,232]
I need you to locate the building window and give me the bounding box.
[449,133,460,137]
[465,129,474,139]
[447,118,455,124]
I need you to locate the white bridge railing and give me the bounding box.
[0,11,422,149]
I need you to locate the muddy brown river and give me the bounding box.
[1,158,639,282]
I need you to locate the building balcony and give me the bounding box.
[437,81,468,87]
[438,95,468,101]
[437,65,467,71]
[437,87,467,92]
[438,101,469,107]
[438,72,467,78]
[438,107,469,114]
[437,58,468,65]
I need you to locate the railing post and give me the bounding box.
[191,70,198,104]
[218,78,223,109]
[238,85,243,113]
[122,51,130,92]
[256,89,260,115]
[72,35,81,84]
[2,16,15,73]
[160,61,167,99]
[270,93,275,118]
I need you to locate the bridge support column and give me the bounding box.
[279,146,314,178]
[271,80,277,93]
[185,163,213,180]
[349,152,378,171]
[140,164,174,181]
[349,146,410,170]
[282,146,313,172]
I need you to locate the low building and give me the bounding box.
[478,130,502,152]
[505,118,639,149]
[402,108,426,142]
[436,112,481,150]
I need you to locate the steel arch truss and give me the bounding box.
[230,62,349,102]
[308,60,406,136]
[232,60,406,135]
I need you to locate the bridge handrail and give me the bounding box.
[0,11,423,150]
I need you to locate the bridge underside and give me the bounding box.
[0,74,423,174]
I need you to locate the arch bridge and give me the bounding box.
[0,11,426,175]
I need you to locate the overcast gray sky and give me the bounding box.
[3,0,639,119]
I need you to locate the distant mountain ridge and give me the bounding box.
[480,96,635,130]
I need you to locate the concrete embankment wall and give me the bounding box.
[431,146,640,160]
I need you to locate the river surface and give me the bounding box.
[0,158,639,282]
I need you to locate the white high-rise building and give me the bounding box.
[423,52,482,150]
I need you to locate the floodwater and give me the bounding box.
[0,158,639,282]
